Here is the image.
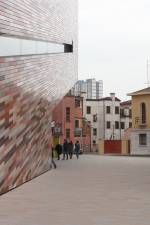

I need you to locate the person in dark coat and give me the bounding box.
[62,139,69,160]
[74,140,80,159]
[51,147,57,168]
[68,140,74,159]
[55,143,62,160]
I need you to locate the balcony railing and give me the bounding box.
[74,128,82,137]
[120,112,132,118]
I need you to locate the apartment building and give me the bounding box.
[83,93,121,151]
[72,79,103,99]
[99,93,121,140]
[84,98,101,151]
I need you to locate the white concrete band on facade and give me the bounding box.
[0,36,65,57]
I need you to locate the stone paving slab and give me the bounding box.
[0,155,150,225]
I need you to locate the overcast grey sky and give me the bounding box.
[79,0,150,100]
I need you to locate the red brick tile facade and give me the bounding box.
[0,0,77,195]
[52,95,91,151]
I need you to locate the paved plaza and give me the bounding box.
[0,155,150,225]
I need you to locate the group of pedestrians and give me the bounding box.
[56,139,81,160]
[51,139,81,168]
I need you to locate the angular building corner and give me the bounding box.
[0,0,78,195]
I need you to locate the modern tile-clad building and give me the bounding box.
[0,0,78,194]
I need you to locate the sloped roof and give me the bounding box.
[99,97,121,101]
[86,99,100,101]
[128,87,150,96]
[86,97,121,102]
[120,100,132,106]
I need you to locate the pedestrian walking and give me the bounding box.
[55,143,62,160]
[62,139,69,160]
[74,140,80,159]
[51,147,57,168]
[68,140,74,159]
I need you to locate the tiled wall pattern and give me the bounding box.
[0,0,78,195]
[0,0,77,43]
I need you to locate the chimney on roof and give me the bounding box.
[110,93,115,101]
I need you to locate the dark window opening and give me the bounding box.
[93,128,97,136]
[121,122,125,129]
[87,106,91,114]
[129,122,132,128]
[75,99,80,107]
[141,103,146,124]
[115,121,119,129]
[93,114,97,122]
[106,121,111,129]
[139,134,147,146]
[66,107,70,122]
[115,106,119,114]
[106,106,111,114]
[75,120,79,128]
[66,129,70,138]
[120,109,124,116]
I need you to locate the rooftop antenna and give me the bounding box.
[146,58,150,87]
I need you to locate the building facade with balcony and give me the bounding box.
[83,98,100,152]
[99,93,121,140]
[83,93,122,151]
[52,94,91,152]
[128,87,150,154]
[0,0,77,195]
